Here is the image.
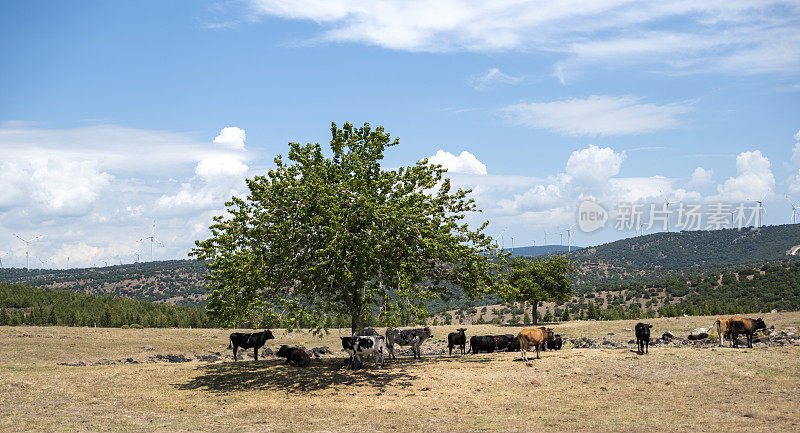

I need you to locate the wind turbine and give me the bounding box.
[787,194,798,224]
[754,192,768,228]
[14,233,43,271]
[638,221,647,235]
[661,192,679,232]
[38,257,49,270]
[495,227,507,250]
[561,224,575,252]
[139,219,164,262]
[0,251,7,268]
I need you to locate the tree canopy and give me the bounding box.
[192,122,500,332]
[498,256,574,324]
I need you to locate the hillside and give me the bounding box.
[0,283,211,328]
[571,223,800,268]
[0,260,208,305]
[2,225,800,321]
[508,244,581,257]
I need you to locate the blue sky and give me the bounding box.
[1,1,799,267]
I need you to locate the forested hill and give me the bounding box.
[509,245,581,257]
[0,283,211,327]
[571,224,800,269]
[0,260,208,305]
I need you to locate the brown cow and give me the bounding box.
[710,318,734,347]
[730,316,766,348]
[516,328,554,361]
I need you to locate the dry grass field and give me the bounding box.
[1,312,799,432]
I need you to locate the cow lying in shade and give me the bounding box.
[228,329,275,361]
[448,328,467,356]
[386,327,433,359]
[277,345,311,367]
[341,335,385,368]
[516,328,554,361]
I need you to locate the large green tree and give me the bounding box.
[498,256,574,325]
[191,122,500,332]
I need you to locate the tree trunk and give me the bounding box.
[531,299,539,325]
[350,282,363,335]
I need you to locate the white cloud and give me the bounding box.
[498,184,562,213]
[566,144,625,186]
[0,124,242,177]
[795,129,800,141]
[426,150,487,175]
[0,123,257,269]
[688,166,714,188]
[243,1,800,75]
[501,95,693,136]
[196,155,249,180]
[0,158,112,216]
[715,150,775,201]
[468,68,522,90]
[213,126,247,150]
[157,128,251,214]
[789,169,800,194]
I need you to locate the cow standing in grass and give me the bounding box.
[448,328,467,356]
[341,335,385,368]
[730,316,766,348]
[491,334,519,352]
[635,323,652,354]
[469,335,496,354]
[228,330,275,361]
[516,328,554,361]
[710,318,735,347]
[386,327,433,359]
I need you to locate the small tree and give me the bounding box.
[498,256,574,325]
[542,307,553,323]
[561,306,571,321]
[192,122,501,333]
[523,311,531,324]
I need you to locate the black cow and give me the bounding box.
[276,345,311,367]
[386,327,433,359]
[543,334,563,351]
[492,334,520,352]
[635,323,653,354]
[448,328,467,356]
[341,335,385,368]
[227,329,275,361]
[469,335,496,354]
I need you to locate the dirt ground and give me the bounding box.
[1,312,798,432]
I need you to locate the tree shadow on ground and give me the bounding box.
[175,355,493,394]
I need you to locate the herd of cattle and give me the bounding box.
[227,315,767,368]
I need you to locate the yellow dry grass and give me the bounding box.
[1,312,798,432]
